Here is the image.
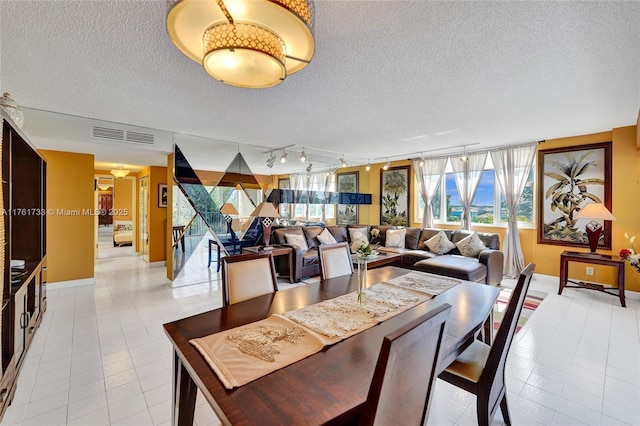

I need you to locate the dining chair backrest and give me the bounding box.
[318,242,354,280]
[480,263,535,411]
[221,252,278,306]
[360,303,452,426]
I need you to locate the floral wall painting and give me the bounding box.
[537,142,612,249]
[380,165,410,226]
[336,171,358,224]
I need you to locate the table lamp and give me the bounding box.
[220,203,239,235]
[251,202,280,247]
[575,203,615,252]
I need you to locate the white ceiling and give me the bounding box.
[1,1,639,175]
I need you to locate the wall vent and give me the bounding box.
[91,126,155,145]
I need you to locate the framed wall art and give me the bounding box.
[537,142,612,249]
[336,171,359,224]
[278,178,291,219]
[380,165,410,226]
[158,184,168,208]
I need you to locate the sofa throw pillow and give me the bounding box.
[425,231,456,255]
[285,233,309,251]
[317,228,337,245]
[385,228,406,248]
[455,232,487,258]
[348,227,369,252]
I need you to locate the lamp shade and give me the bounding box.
[251,202,279,218]
[575,203,615,221]
[220,203,239,215]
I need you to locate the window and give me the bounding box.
[415,157,534,226]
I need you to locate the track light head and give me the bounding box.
[305,163,313,173]
[280,152,288,163]
[418,157,425,167]
[340,157,347,168]
[300,149,307,163]
[365,161,371,172]
[383,161,391,170]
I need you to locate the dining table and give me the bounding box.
[163,266,500,426]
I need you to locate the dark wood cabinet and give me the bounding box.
[0,111,47,420]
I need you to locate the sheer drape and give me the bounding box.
[413,157,448,227]
[451,151,487,230]
[289,174,304,220]
[490,143,536,278]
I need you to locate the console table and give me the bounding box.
[559,251,626,307]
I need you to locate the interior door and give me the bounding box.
[139,176,149,262]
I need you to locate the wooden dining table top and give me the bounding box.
[163,266,500,426]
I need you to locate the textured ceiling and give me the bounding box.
[1,1,639,175]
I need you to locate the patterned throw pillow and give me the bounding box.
[317,228,337,245]
[455,232,487,257]
[348,227,369,252]
[385,228,406,248]
[425,231,456,255]
[285,233,309,251]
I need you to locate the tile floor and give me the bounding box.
[1,255,639,425]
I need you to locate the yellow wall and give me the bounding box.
[113,177,133,221]
[40,150,95,283]
[146,166,168,262]
[166,154,174,279]
[526,126,640,291]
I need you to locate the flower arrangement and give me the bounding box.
[355,229,381,259]
[619,233,640,273]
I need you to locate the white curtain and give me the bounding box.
[289,174,304,220]
[451,151,487,230]
[490,143,536,278]
[413,157,448,227]
[308,171,330,221]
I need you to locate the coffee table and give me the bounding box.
[352,251,403,269]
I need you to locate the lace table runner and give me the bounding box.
[190,315,324,389]
[385,272,461,296]
[190,280,438,388]
[280,283,429,345]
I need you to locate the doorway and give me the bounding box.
[96,175,136,259]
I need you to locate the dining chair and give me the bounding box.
[172,225,185,251]
[359,303,452,426]
[438,263,536,426]
[318,242,354,280]
[221,252,278,306]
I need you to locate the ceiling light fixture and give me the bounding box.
[460,147,468,163]
[280,151,288,164]
[418,155,425,167]
[305,163,313,173]
[110,165,130,179]
[266,153,276,168]
[166,0,315,89]
[365,160,371,172]
[383,160,391,170]
[340,156,347,168]
[300,149,307,163]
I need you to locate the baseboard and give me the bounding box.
[47,277,96,289]
[148,261,166,267]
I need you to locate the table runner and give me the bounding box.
[384,271,460,295]
[190,274,456,389]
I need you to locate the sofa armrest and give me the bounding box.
[478,249,504,286]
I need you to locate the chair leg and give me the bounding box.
[499,394,511,425]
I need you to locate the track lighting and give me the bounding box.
[266,153,276,168]
[418,155,425,167]
[383,160,391,170]
[340,157,347,168]
[280,151,288,163]
[300,149,307,163]
[460,147,468,163]
[305,163,313,173]
[365,160,371,172]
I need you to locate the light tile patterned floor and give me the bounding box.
[2,256,639,425]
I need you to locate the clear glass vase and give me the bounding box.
[357,257,367,305]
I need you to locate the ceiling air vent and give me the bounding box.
[92,126,124,141]
[91,126,155,145]
[126,131,154,145]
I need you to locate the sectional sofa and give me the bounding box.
[271,224,504,285]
